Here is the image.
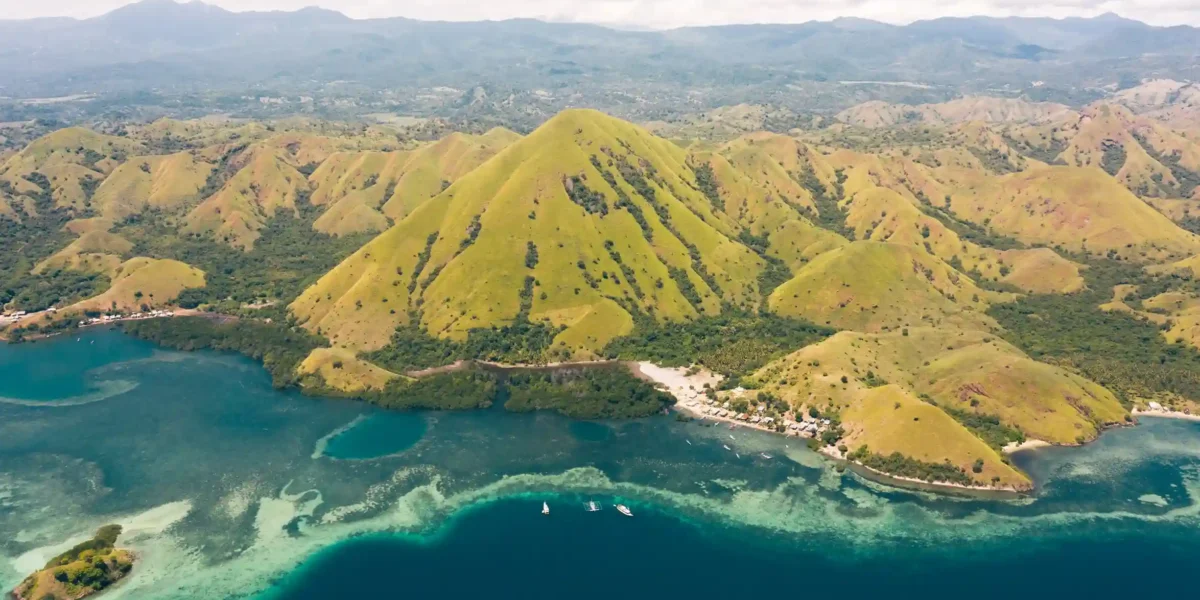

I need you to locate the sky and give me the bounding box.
[3,0,1200,29]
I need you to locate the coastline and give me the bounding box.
[1133,407,1200,422]
[629,361,1032,494]
[840,459,1027,497]
[0,308,211,343]
[8,317,1152,498]
[631,362,805,436]
[1003,439,1052,454]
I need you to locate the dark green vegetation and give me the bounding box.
[940,405,1026,451]
[847,446,974,486]
[357,364,671,418]
[121,316,325,388]
[46,525,123,569]
[121,317,667,419]
[1133,133,1200,198]
[0,178,109,312]
[737,231,793,301]
[918,193,1025,251]
[693,163,722,211]
[605,312,834,379]
[370,369,498,411]
[989,258,1200,404]
[17,524,134,600]
[800,168,854,240]
[1099,141,1128,177]
[367,319,564,374]
[505,367,675,419]
[119,202,373,314]
[968,147,1020,174]
[1003,134,1067,164]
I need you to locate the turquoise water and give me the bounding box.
[318,412,428,460]
[2,329,1200,599]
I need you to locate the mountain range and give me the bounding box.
[1,0,1198,103]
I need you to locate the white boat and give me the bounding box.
[615,504,633,517]
[685,439,692,446]
[761,453,773,459]
[586,501,601,512]
[729,434,736,440]
[735,453,741,459]
[723,444,731,451]
[542,502,550,515]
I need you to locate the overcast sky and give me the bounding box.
[4,0,1200,28]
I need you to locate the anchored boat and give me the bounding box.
[542,502,550,515]
[615,504,633,517]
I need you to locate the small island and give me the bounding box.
[12,525,133,600]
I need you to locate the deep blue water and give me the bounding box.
[2,329,1200,600]
[268,497,1200,600]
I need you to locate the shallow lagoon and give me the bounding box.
[2,329,1199,599]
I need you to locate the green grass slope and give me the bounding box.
[182,145,310,249]
[752,327,1128,486]
[32,230,133,276]
[768,241,1003,333]
[0,127,144,212]
[292,109,765,354]
[948,165,1200,261]
[308,129,519,236]
[90,152,212,220]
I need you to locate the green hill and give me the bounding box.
[752,327,1129,488]
[182,144,311,249]
[292,109,766,354]
[308,128,520,236]
[0,127,144,213]
[769,241,1004,332]
[90,152,212,220]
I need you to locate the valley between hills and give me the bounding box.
[6,83,1200,492]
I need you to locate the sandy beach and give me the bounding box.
[632,362,833,439]
[1133,407,1200,422]
[1003,439,1052,454]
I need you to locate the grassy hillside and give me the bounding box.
[182,145,310,249]
[832,165,1084,293]
[0,127,143,212]
[948,165,1200,260]
[752,326,1129,487]
[308,128,519,236]
[292,109,766,355]
[837,97,1075,129]
[298,347,400,393]
[67,258,204,312]
[32,230,133,276]
[841,385,1028,488]
[755,327,1126,443]
[90,152,212,220]
[769,241,1003,332]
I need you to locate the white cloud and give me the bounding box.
[2,0,1199,28]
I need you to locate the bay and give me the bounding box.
[1,329,1198,600]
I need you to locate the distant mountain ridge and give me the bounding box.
[1,0,1197,99]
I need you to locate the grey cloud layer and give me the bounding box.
[3,0,1198,27]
